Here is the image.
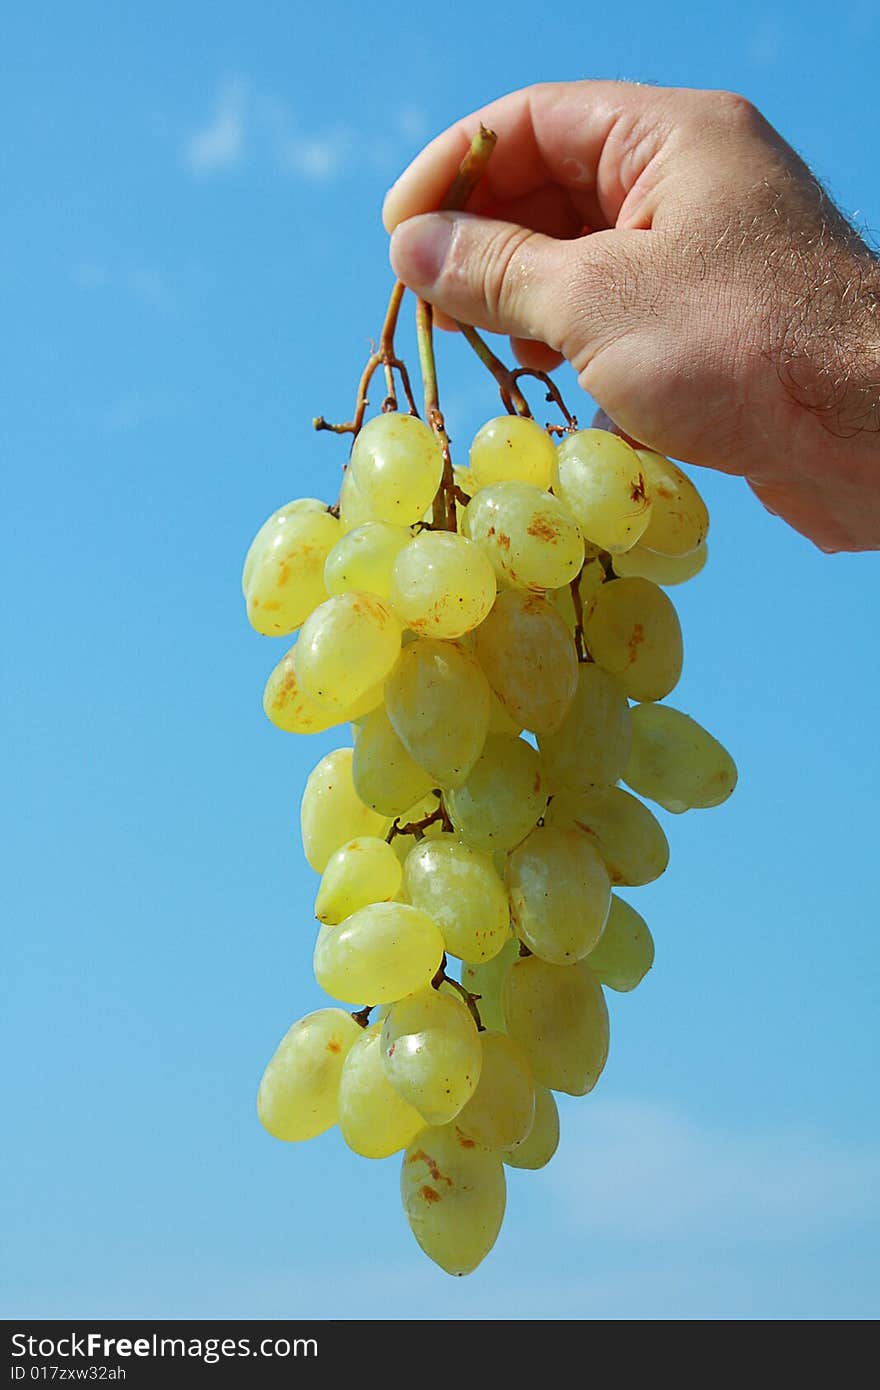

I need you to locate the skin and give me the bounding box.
[383,82,880,553]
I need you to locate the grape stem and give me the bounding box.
[431,953,484,1031]
[457,322,578,431]
[386,801,452,842]
[569,573,591,663]
[351,1005,374,1029]
[313,280,419,437]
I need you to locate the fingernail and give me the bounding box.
[390,213,454,289]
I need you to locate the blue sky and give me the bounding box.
[3,0,879,1321]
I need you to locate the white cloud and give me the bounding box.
[71,260,177,315]
[551,1099,880,1242]
[182,83,428,185]
[184,79,246,175]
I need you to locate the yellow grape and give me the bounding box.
[637,451,709,556]
[475,589,578,734]
[469,415,558,490]
[453,463,477,498]
[390,532,497,638]
[314,836,403,925]
[546,785,669,886]
[352,705,436,816]
[381,987,482,1125]
[294,592,402,713]
[487,686,523,735]
[338,466,373,533]
[583,576,683,702]
[262,647,337,735]
[623,701,737,813]
[462,938,520,1034]
[507,825,611,964]
[300,748,390,872]
[384,637,490,788]
[504,1086,559,1170]
[349,413,444,525]
[555,429,653,553]
[324,521,412,599]
[401,1124,506,1275]
[456,1031,536,1151]
[585,895,655,992]
[243,499,340,636]
[403,833,511,964]
[612,542,708,586]
[338,1024,425,1159]
[313,902,444,1004]
[257,1008,362,1141]
[464,481,583,591]
[503,955,609,1096]
[537,664,632,794]
[445,734,547,852]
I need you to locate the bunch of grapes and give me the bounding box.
[243,131,736,1277]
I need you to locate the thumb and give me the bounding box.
[389,210,631,362]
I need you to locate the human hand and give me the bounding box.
[384,82,880,552]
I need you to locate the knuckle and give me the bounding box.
[706,88,762,129]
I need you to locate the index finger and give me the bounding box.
[382,80,671,234]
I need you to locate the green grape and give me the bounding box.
[445,735,547,852]
[585,895,655,992]
[623,701,737,813]
[546,786,669,886]
[403,833,511,964]
[508,825,610,964]
[504,1085,559,1170]
[456,1031,536,1151]
[384,637,490,788]
[294,592,402,714]
[314,902,444,1004]
[453,463,476,499]
[462,939,520,1034]
[537,664,632,794]
[390,532,497,638]
[503,955,609,1096]
[324,521,412,600]
[583,576,683,702]
[300,748,390,872]
[243,499,341,636]
[555,429,653,553]
[352,705,436,816]
[637,451,709,556]
[487,687,522,735]
[262,647,337,735]
[338,1024,425,1158]
[475,589,578,734]
[338,466,373,534]
[612,542,708,586]
[469,415,558,490]
[257,1008,362,1141]
[381,987,482,1125]
[464,482,583,591]
[349,413,444,525]
[401,1124,506,1275]
[314,836,403,925]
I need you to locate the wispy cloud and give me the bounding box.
[71,260,178,315]
[182,82,429,185]
[183,78,247,175]
[551,1099,880,1242]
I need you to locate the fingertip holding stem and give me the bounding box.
[390,213,455,296]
